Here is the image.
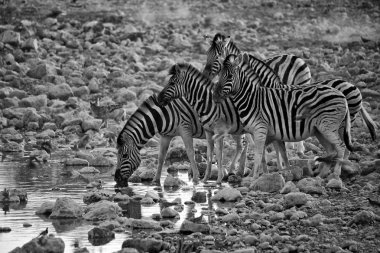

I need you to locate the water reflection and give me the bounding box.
[0,153,233,253]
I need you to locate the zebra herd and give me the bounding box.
[114,33,377,187]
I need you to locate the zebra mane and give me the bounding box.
[241,52,283,85]
[169,63,212,86]
[212,33,226,44]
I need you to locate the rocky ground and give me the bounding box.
[1,0,380,252]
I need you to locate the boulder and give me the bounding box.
[0,30,21,46]
[81,119,101,132]
[191,191,207,203]
[47,83,73,100]
[121,238,163,253]
[163,174,186,188]
[123,218,162,230]
[9,235,65,253]
[179,220,210,234]
[144,191,160,202]
[83,200,122,221]
[283,192,308,208]
[250,173,285,193]
[27,63,57,79]
[161,207,179,218]
[220,213,240,223]
[280,181,298,194]
[35,201,55,215]
[19,95,48,109]
[49,197,83,219]
[88,227,115,245]
[211,187,242,202]
[83,190,114,204]
[326,178,343,189]
[296,178,325,194]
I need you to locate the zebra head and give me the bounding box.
[203,33,230,80]
[157,64,187,106]
[114,133,141,187]
[213,53,246,102]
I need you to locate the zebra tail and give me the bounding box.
[343,110,354,152]
[360,105,377,141]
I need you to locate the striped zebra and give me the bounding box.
[214,53,354,180]
[203,33,311,154]
[114,95,246,186]
[157,63,290,183]
[229,52,377,141]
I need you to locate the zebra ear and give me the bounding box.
[234,53,244,67]
[203,34,213,45]
[222,36,231,48]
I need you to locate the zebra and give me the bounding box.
[114,94,247,186]
[213,53,354,180]
[157,63,290,183]
[203,33,311,155]
[224,52,377,142]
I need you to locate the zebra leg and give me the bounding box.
[229,135,243,175]
[272,140,289,170]
[215,136,224,184]
[180,131,200,185]
[296,141,306,155]
[202,131,215,182]
[237,139,248,177]
[249,131,267,180]
[153,135,173,185]
[314,131,338,178]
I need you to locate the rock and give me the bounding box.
[123,218,162,230]
[326,178,343,189]
[161,207,179,218]
[191,191,207,203]
[280,181,298,194]
[23,222,32,227]
[113,193,132,202]
[360,160,380,176]
[35,201,55,215]
[121,238,163,252]
[65,158,90,166]
[81,119,101,132]
[47,83,73,100]
[10,235,65,253]
[0,30,21,46]
[250,173,285,193]
[144,191,160,202]
[211,187,242,202]
[140,197,155,205]
[83,190,114,204]
[50,197,83,219]
[27,63,57,79]
[297,177,325,194]
[179,220,210,234]
[78,167,100,174]
[83,200,122,221]
[88,227,115,245]
[283,192,308,208]
[303,213,324,226]
[22,38,38,51]
[220,213,240,223]
[347,210,376,226]
[0,227,12,232]
[163,174,186,188]
[19,95,47,109]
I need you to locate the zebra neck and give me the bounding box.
[243,57,282,88]
[183,80,220,126]
[226,41,241,56]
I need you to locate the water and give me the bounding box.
[0,151,231,253]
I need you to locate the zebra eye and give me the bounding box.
[122,153,129,159]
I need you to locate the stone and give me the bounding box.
[22,38,39,51]
[50,197,83,219]
[179,220,210,234]
[0,188,28,202]
[191,191,207,203]
[121,238,163,252]
[81,119,101,132]
[10,235,65,253]
[0,30,21,46]
[47,83,73,100]
[27,63,57,79]
[347,210,376,226]
[280,181,298,194]
[83,200,122,221]
[297,177,325,194]
[83,190,114,204]
[78,167,100,174]
[19,95,47,109]
[211,187,242,202]
[220,213,240,223]
[161,207,179,218]
[283,192,308,208]
[250,173,285,193]
[123,218,162,230]
[88,227,115,245]
[140,197,155,205]
[65,158,90,167]
[163,174,186,188]
[326,178,343,189]
[35,201,55,215]
[144,191,160,202]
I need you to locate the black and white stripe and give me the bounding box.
[214,54,353,180]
